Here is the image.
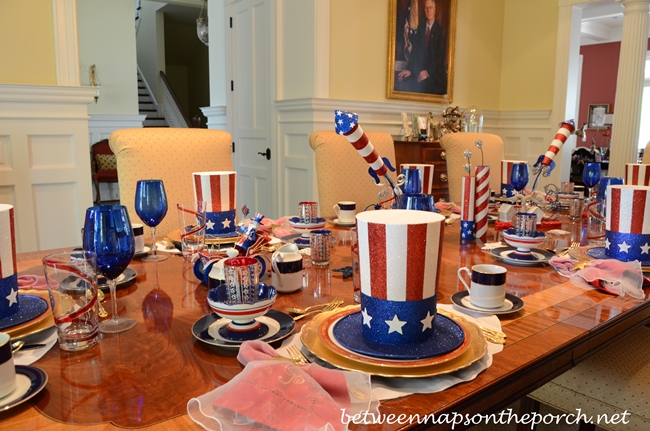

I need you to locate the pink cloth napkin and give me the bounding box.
[17,275,49,290]
[187,340,376,431]
[550,257,645,299]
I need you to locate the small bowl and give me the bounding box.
[502,229,546,260]
[207,283,276,332]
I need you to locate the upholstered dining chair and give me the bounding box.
[309,130,397,218]
[109,127,233,237]
[91,139,118,205]
[439,132,505,204]
[521,324,650,431]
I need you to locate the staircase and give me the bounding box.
[137,70,168,127]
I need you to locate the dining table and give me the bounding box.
[2,215,650,431]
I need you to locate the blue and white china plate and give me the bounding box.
[490,247,553,266]
[98,268,137,292]
[0,365,48,412]
[330,312,465,360]
[280,234,311,249]
[451,291,524,315]
[192,309,295,348]
[0,295,48,331]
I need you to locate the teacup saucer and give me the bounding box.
[133,246,151,257]
[451,291,524,315]
[0,365,48,411]
[328,218,355,227]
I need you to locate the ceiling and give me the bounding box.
[580,0,650,46]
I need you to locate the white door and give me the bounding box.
[230,0,275,218]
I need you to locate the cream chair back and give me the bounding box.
[309,131,397,218]
[642,140,650,164]
[440,132,505,204]
[109,128,233,237]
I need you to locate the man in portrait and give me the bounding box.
[397,0,448,95]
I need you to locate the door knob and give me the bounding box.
[258,148,271,160]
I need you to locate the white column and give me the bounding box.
[609,0,650,177]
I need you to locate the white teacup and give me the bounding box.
[333,201,356,224]
[132,223,145,252]
[272,244,303,293]
[457,264,507,309]
[0,332,16,398]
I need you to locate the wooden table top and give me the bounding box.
[2,218,649,431]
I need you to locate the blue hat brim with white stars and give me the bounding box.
[0,293,48,331]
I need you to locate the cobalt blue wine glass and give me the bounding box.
[135,180,168,262]
[510,163,529,193]
[83,205,136,333]
[582,162,601,202]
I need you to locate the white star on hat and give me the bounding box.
[6,288,18,307]
[362,308,372,328]
[205,220,215,231]
[605,238,611,249]
[642,243,650,254]
[502,188,508,195]
[385,315,407,335]
[420,311,435,331]
[618,241,630,253]
[221,218,231,229]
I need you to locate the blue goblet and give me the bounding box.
[510,163,529,193]
[582,162,601,202]
[135,180,168,262]
[83,205,136,333]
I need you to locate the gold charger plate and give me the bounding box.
[168,229,240,246]
[318,307,472,368]
[301,306,487,378]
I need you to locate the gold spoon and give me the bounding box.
[11,340,24,353]
[97,290,108,318]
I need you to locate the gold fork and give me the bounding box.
[287,345,310,364]
[558,241,580,257]
[292,301,341,321]
[286,297,344,315]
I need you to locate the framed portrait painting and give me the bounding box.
[587,104,610,129]
[387,0,457,103]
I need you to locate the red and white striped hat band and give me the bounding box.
[343,124,388,176]
[501,160,527,183]
[606,185,650,235]
[356,210,445,301]
[0,204,17,279]
[192,171,237,213]
[625,164,650,186]
[400,164,435,194]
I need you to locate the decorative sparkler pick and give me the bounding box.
[334,110,401,206]
[531,120,576,189]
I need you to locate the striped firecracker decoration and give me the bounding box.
[500,160,527,198]
[192,171,237,237]
[625,164,650,186]
[461,176,475,239]
[356,210,445,345]
[541,121,575,166]
[0,204,19,318]
[605,185,650,263]
[400,164,435,195]
[474,166,490,241]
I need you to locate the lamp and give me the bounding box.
[197,0,208,46]
[90,64,100,104]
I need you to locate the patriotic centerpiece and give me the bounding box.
[355,210,445,345]
[461,176,475,239]
[400,164,434,195]
[625,164,650,186]
[531,120,576,189]
[334,110,401,208]
[0,204,18,318]
[193,171,238,238]
[501,160,528,198]
[605,185,650,263]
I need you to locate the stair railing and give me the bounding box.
[160,71,190,128]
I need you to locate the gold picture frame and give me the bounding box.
[587,104,610,129]
[387,0,457,103]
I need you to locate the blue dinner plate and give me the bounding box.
[192,309,295,348]
[0,295,48,331]
[585,246,650,266]
[331,312,465,360]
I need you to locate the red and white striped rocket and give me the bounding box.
[400,164,435,195]
[193,171,237,213]
[0,204,18,317]
[541,121,576,166]
[625,164,650,186]
[474,166,490,241]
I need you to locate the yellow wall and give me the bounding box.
[499,0,558,110]
[330,0,558,111]
[0,1,56,85]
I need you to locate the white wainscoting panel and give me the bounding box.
[0,84,96,252]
